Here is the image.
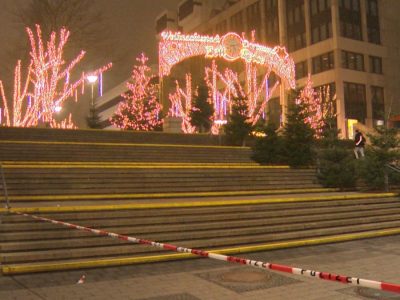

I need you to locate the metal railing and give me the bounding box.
[0,163,10,209]
[385,163,400,192]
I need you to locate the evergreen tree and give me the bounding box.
[189,85,214,133]
[282,102,315,167]
[110,53,162,131]
[86,107,102,129]
[224,91,253,146]
[251,122,285,164]
[316,88,357,189]
[296,75,324,138]
[359,126,400,190]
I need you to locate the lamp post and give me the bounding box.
[86,75,98,128]
[86,74,98,108]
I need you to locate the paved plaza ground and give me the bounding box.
[1,235,399,300]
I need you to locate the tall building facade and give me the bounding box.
[156,0,400,138]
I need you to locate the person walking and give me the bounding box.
[354,129,365,159]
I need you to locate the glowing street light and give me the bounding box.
[86,74,98,107]
[54,105,62,113]
[86,75,98,84]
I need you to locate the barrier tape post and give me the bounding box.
[12,211,400,294]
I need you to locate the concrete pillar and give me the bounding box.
[331,0,341,43]
[278,0,287,46]
[365,85,373,127]
[304,0,312,46]
[331,0,347,137]
[260,0,267,44]
[335,78,347,138]
[278,0,288,125]
[360,0,368,42]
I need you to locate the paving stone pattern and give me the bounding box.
[1,235,399,300]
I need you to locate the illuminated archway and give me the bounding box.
[159,31,296,133]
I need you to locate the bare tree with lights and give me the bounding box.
[0,25,112,128]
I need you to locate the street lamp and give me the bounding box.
[86,74,99,128]
[54,105,62,113]
[86,74,98,107]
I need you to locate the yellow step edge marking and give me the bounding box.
[0,140,250,150]
[4,188,339,202]
[2,164,290,169]
[1,192,395,214]
[1,161,260,166]
[2,228,400,274]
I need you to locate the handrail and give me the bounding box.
[386,163,400,173]
[384,163,400,193]
[0,163,10,209]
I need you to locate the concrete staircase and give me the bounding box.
[1,194,400,274]
[0,127,399,274]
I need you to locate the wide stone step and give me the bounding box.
[3,203,399,232]
[6,185,323,197]
[0,127,226,145]
[4,197,394,223]
[2,207,399,242]
[2,219,399,263]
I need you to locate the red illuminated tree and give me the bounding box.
[296,74,324,138]
[111,53,162,131]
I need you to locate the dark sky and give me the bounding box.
[0,0,182,126]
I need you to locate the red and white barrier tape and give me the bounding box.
[15,211,400,294]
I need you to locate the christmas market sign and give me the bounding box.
[159,31,295,89]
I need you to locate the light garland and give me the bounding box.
[168,73,196,133]
[159,31,295,89]
[204,60,244,134]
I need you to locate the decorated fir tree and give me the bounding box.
[360,126,400,190]
[296,75,324,138]
[282,101,315,167]
[224,90,253,146]
[189,85,214,133]
[111,53,162,131]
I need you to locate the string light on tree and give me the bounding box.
[0,24,112,128]
[168,73,196,133]
[204,60,244,134]
[111,53,162,131]
[296,74,324,137]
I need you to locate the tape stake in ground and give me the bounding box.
[13,211,400,294]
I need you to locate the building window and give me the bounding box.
[371,86,385,121]
[312,52,334,74]
[342,50,364,71]
[246,1,261,40]
[339,0,362,41]
[369,56,382,74]
[310,0,332,44]
[286,0,306,51]
[295,60,308,79]
[264,0,279,45]
[178,0,194,21]
[344,82,366,122]
[366,0,381,44]
[230,10,244,34]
